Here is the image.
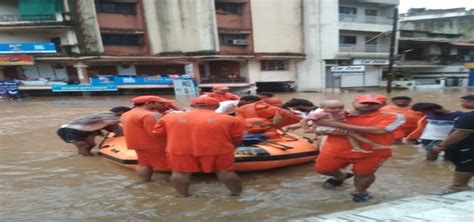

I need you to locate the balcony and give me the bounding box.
[339,14,393,25]
[339,44,389,53]
[0,13,64,26]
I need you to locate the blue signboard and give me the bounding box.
[0,43,57,54]
[0,80,20,97]
[51,85,118,92]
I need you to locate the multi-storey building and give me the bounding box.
[2,0,404,93]
[0,0,79,86]
[398,8,474,87]
[1,0,304,93]
[141,0,303,90]
[298,0,399,91]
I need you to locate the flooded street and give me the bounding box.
[1,88,472,221]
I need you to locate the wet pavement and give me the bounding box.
[0,88,472,221]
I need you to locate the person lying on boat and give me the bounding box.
[242,118,281,144]
[57,106,131,156]
[235,98,301,130]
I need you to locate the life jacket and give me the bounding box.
[244,117,273,134]
[236,102,301,128]
[242,118,281,144]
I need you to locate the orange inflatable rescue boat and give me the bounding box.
[98,132,317,172]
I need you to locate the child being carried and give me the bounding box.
[302,100,392,153]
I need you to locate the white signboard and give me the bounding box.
[353,59,389,65]
[173,79,198,96]
[185,64,194,77]
[331,66,365,75]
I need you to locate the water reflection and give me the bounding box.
[0,88,472,221]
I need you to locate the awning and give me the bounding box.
[34,56,191,65]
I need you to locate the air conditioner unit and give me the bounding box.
[232,39,249,45]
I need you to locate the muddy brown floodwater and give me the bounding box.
[0,88,472,221]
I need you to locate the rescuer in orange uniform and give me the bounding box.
[121,95,178,182]
[205,84,240,102]
[313,94,405,202]
[153,96,245,197]
[380,96,424,139]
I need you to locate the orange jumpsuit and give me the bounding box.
[153,109,245,173]
[315,111,404,175]
[121,108,167,170]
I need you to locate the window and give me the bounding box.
[339,35,357,44]
[219,34,248,45]
[261,60,289,71]
[95,2,136,15]
[215,2,242,15]
[101,34,142,46]
[339,7,357,15]
[365,9,377,16]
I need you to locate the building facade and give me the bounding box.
[398,8,474,88]
[1,0,306,93]
[298,0,399,91]
[0,0,80,85]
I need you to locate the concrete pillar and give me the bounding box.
[73,63,89,84]
[0,67,5,80]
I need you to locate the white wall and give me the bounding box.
[248,60,297,83]
[338,1,395,32]
[143,0,219,54]
[339,1,395,18]
[319,0,339,60]
[297,0,338,91]
[251,0,303,54]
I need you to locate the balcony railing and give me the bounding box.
[339,44,389,53]
[339,13,393,25]
[0,14,63,24]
